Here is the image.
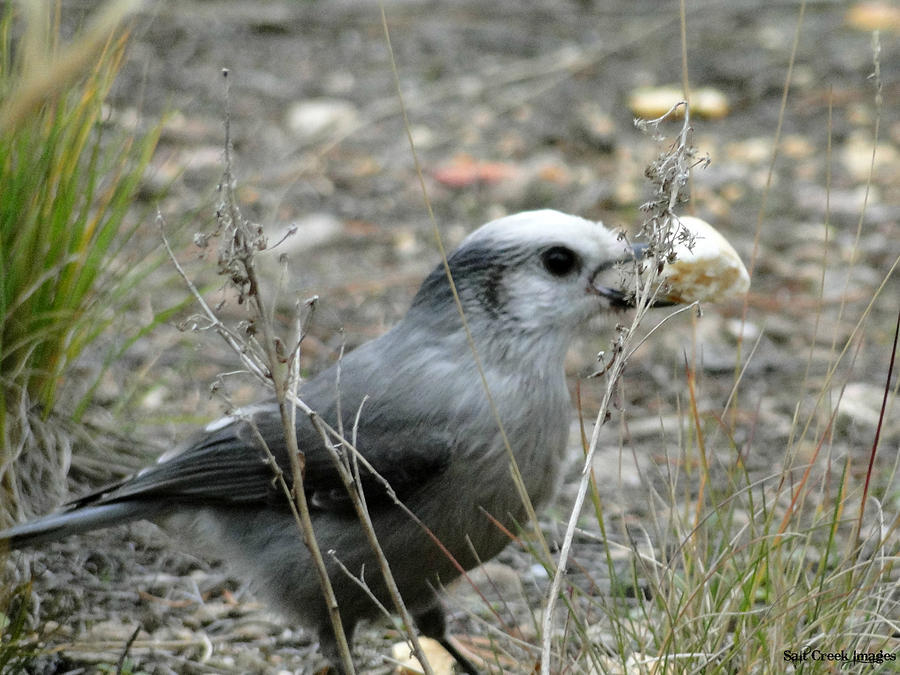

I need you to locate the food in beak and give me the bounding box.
[655,216,749,304]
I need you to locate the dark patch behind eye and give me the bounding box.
[411,244,524,319]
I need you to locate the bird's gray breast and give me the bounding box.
[405,365,571,560]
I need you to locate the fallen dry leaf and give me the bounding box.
[432,154,518,188]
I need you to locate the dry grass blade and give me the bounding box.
[0,0,141,136]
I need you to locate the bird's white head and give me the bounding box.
[402,209,638,368]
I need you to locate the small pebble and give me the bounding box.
[628,85,729,120]
[391,637,457,675]
[845,2,900,32]
[285,98,359,141]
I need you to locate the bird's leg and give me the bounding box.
[414,603,481,675]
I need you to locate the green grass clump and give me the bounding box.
[0,582,40,672]
[0,0,157,524]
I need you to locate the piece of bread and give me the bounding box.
[659,216,750,303]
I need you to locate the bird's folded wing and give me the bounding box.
[71,400,452,515]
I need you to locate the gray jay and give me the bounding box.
[1,209,646,674]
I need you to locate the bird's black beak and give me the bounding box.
[589,243,676,308]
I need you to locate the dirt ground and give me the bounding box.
[5,1,899,673]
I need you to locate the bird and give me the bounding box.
[1,209,646,674]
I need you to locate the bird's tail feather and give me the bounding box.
[0,502,155,550]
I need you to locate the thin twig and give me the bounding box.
[115,624,141,675]
[378,3,548,562]
[158,213,268,386]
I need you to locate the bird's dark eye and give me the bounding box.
[541,246,580,277]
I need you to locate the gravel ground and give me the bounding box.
[4,1,899,673]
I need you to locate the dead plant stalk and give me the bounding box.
[158,67,452,675]
[540,102,699,674]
